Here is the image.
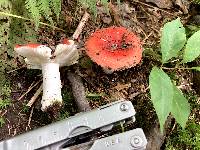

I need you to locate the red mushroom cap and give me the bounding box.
[85,27,142,71]
[61,38,70,45]
[15,44,42,49]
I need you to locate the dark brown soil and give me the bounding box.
[0,1,199,149]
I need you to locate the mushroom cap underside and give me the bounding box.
[15,44,52,64]
[85,27,142,71]
[15,40,79,68]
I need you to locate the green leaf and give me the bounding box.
[149,67,173,133]
[38,0,54,25]
[183,30,200,63]
[161,18,186,63]
[191,67,200,71]
[78,0,97,18]
[50,0,61,20]
[25,0,41,29]
[171,85,190,128]
[0,117,5,127]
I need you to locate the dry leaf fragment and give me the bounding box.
[145,0,173,9]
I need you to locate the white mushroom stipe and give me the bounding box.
[41,63,62,111]
[15,40,79,111]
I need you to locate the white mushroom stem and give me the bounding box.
[41,63,62,111]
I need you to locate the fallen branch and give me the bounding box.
[68,11,91,112]
[67,72,91,112]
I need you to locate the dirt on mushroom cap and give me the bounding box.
[85,26,142,71]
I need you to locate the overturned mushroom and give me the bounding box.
[15,40,78,111]
[85,27,142,73]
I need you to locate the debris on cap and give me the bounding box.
[85,26,142,73]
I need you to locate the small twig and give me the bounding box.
[26,107,34,131]
[13,129,17,136]
[7,65,26,74]
[27,84,43,107]
[129,86,149,99]
[72,11,90,40]
[142,31,153,43]
[170,122,177,135]
[0,110,7,117]
[161,67,192,70]
[18,80,41,101]
[8,124,11,135]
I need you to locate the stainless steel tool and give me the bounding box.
[0,100,147,150]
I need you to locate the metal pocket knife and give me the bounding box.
[0,100,147,150]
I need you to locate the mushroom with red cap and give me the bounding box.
[85,27,142,73]
[15,40,78,111]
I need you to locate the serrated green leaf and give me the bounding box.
[171,85,190,128]
[149,66,173,133]
[38,0,54,25]
[117,0,121,5]
[192,67,200,71]
[78,0,97,18]
[50,0,61,20]
[25,0,41,29]
[161,18,186,63]
[183,30,200,63]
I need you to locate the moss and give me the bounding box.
[57,88,74,120]
[0,58,12,109]
[166,122,200,150]
[0,117,5,127]
[166,93,200,150]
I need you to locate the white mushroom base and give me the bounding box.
[41,63,62,111]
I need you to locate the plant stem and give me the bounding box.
[161,67,193,70]
[0,11,64,31]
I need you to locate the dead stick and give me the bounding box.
[27,84,43,107]
[69,11,91,112]
[72,11,90,40]
[67,72,91,112]
[7,65,26,74]
[26,106,34,131]
[18,80,41,101]
[134,1,174,16]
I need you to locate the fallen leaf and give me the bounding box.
[146,0,173,9]
[175,0,189,14]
